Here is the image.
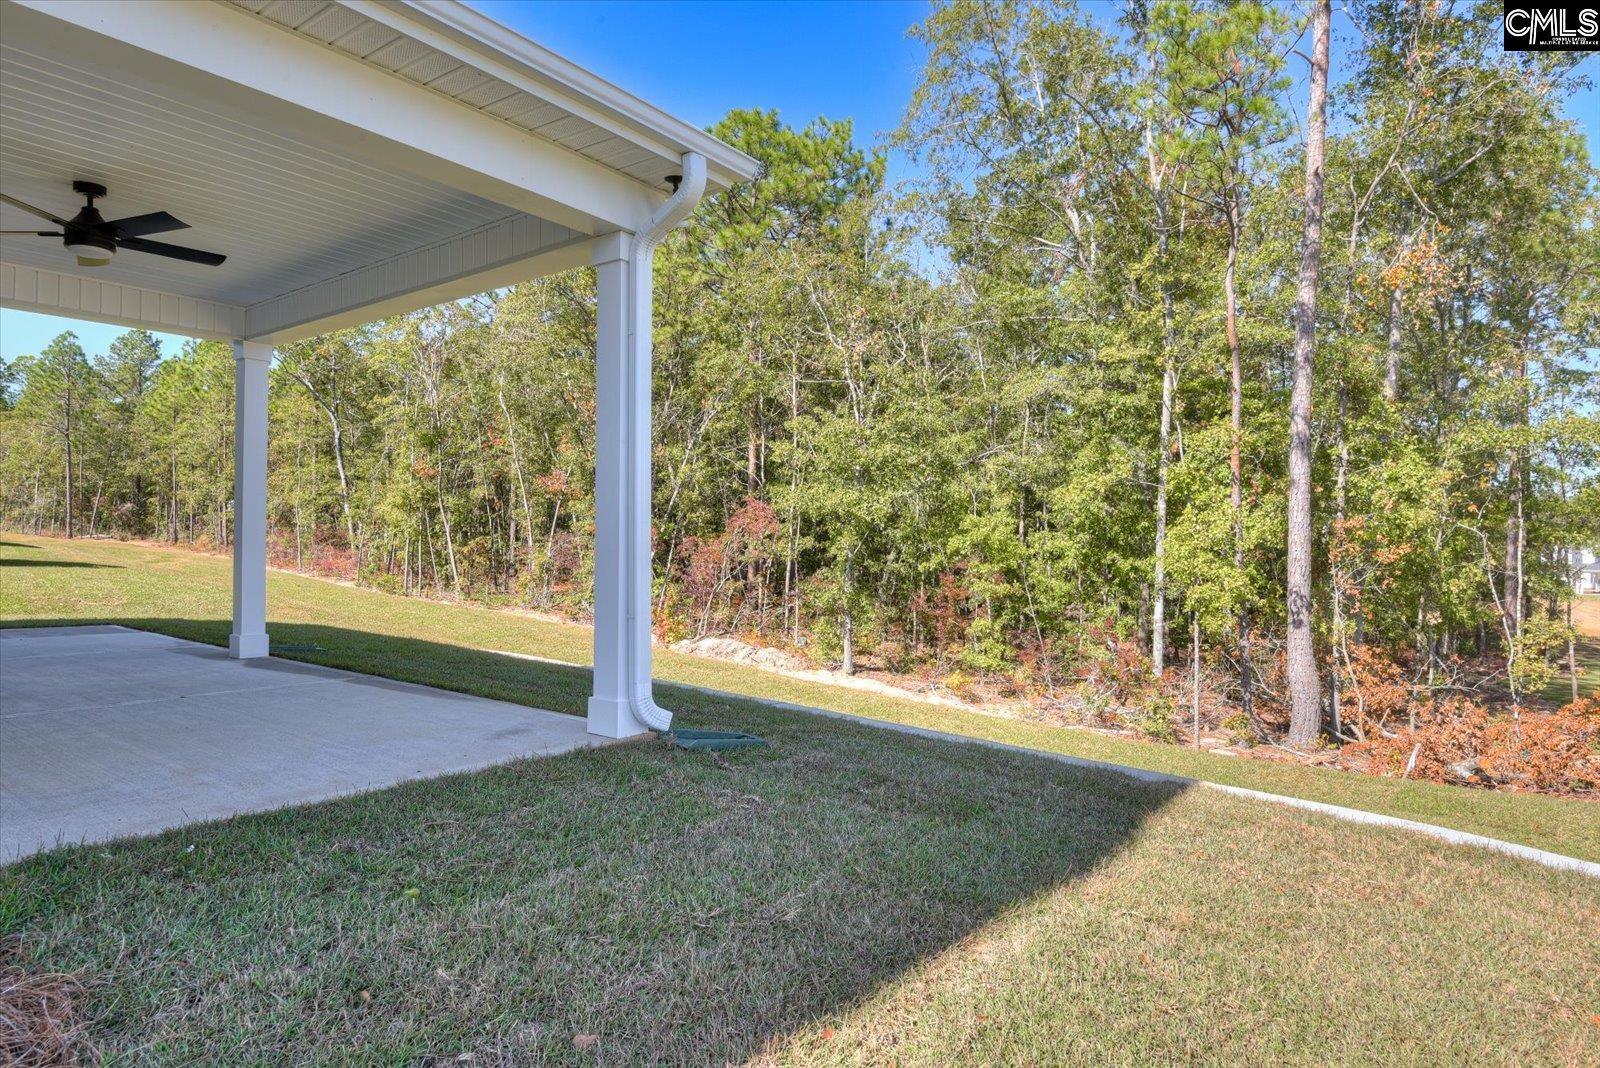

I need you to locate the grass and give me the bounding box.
[1,534,1598,1062]
[1545,596,1600,702]
[3,533,1597,861]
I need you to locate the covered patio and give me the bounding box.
[0,625,601,861]
[0,0,758,753]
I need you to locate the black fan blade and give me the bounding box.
[116,236,226,266]
[0,193,68,226]
[104,211,188,239]
[0,230,63,235]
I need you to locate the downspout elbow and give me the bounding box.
[635,152,707,255]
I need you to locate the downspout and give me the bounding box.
[626,151,707,732]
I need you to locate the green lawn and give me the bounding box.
[1545,632,1600,703]
[3,533,1596,861]
[1,534,1598,1063]
[1544,596,1600,702]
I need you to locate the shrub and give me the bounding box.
[366,571,402,595]
[942,670,979,703]
[1125,694,1178,744]
[1221,711,1254,744]
[956,617,1015,675]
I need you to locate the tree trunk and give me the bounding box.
[841,556,855,676]
[1504,454,1521,643]
[1503,352,1527,644]
[436,473,461,596]
[88,475,105,536]
[62,373,74,539]
[1191,613,1201,750]
[293,437,305,570]
[496,387,539,584]
[1143,36,1173,681]
[747,416,761,497]
[328,416,357,560]
[1225,201,1253,725]
[1286,0,1330,748]
[1331,376,1349,739]
[1568,577,1580,701]
[1384,284,1403,403]
[1153,334,1174,678]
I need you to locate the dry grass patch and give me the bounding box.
[0,937,94,1066]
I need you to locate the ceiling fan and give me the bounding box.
[0,180,226,268]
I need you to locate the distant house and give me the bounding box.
[1571,549,1600,595]
[1576,561,1600,597]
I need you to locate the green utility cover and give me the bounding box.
[671,728,768,751]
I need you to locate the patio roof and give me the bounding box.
[0,0,758,343]
[0,0,759,741]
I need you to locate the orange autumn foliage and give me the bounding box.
[1334,643,1413,739]
[1355,697,1600,792]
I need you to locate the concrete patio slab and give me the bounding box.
[0,625,599,862]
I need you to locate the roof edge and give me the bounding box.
[381,0,761,191]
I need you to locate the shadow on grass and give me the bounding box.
[0,539,38,548]
[4,617,1184,1061]
[0,559,120,568]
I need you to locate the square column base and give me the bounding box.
[587,696,651,739]
[229,632,270,659]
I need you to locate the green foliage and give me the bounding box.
[1127,694,1181,743]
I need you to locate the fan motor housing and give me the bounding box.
[63,183,114,264]
[63,229,115,265]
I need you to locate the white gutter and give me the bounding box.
[626,152,707,733]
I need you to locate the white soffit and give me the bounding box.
[0,0,757,341]
[226,0,759,194]
[0,33,576,307]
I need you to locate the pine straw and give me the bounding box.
[0,938,94,1067]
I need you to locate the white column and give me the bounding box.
[587,232,647,737]
[229,339,271,660]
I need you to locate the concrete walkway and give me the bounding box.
[0,626,598,862]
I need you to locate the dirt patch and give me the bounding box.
[1573,597,1600,638]
[672,635,808,673]
[669,634,1014,716]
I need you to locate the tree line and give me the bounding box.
[3,0,1596,754]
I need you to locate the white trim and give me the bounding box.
[0,261,245,340]
[374,1,760,192]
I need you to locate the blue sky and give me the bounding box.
[2,1,1595,365]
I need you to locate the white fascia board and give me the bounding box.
[6,0,661,234]
[0,261,245,340]
[373,0,763,191]
[245,221,595,344]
